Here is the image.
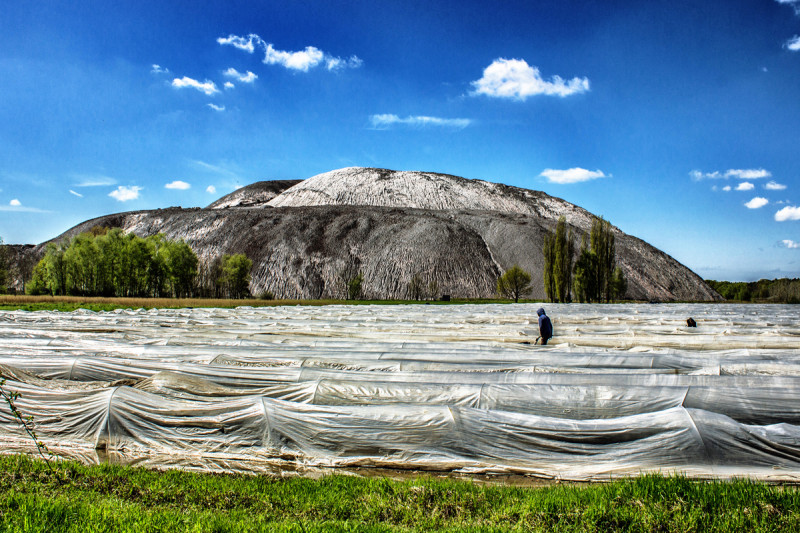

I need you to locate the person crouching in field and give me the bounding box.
[537,308,553,345]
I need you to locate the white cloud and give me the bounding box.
[171,76,219,96]
[369,114,472,129]
[263,44,324,71]
[776,206,800,221]
[690,168,771,180]
[218,33,362,72]
[151,64,169,74]
[540,168,608,184]
[727,168,771,179]
[207,103,225,111]
[165,180,191,190]
[782,239,800,249]
[224,81,235,89]
[9,199,21,206]
[217,34,258,53]
[223,68,258,83]
[776,0,800,15]
[722,185,732,192]
[206,185,216,194]
[471,58,589,100]
[69,190,83,198]
[325,55,363,70]
[786,36,800,51]
[745,197,769,209]
[735,182,755,191]
[109,185,142,202]
[73,174,116,187]
[766,181,787,190]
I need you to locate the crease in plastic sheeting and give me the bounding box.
[67,357,80,381]
[310,379,323,405]
[259,396,275,454]
[683,406,714,468]
[94,386,122,451]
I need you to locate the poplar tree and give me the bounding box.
[571,216,625,303]
[543,216,575,302]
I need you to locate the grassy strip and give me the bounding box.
[0,295,526,312]
[0,455,799,532]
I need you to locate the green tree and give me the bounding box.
[164,239,198,298]
[64,233,101,296]
[222,254,252,299]
[570,217,624,303]
[497,265,532,303]
[347,272,364,300]
[27,261,50,295]
[118,234,151,297]
[338,254,362,300]
[611,266,628,302]
[590,217,616,303]
[572,234,598,303]
[41,241,69,296]
[543,217,576,303]
[542,232,557,302]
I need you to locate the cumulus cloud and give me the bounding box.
[224,81,235,89]
[782,239,800,249]
[109,185,142,202]
[786,36,800,51]
[9,199,21,206]
[471,58,589,100]
[736,182,755,191]
[766,181,787,190]
[207,103,225,111]
[369,114,472,129]
[69,190,83,198]
[206,185,216,194]
[722,185,732,192]
[745,197,769,209]
[223,68,257,83]
[151,64,170,74]
[165,180,191,190]
[540,168,608,184]
[171,76,219,96]
[218,33,362,72]
[690,168,771,180]
[776,205,800,221]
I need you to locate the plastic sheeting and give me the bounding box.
[2,303,800,481]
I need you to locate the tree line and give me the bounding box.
[705,278,800,304]
[24,228,253,299]
[496,216,627,303]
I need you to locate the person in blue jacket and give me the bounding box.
[537,308,553,345]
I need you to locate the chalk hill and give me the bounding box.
[13,167,720,301]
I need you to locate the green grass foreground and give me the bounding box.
[1,456,799,532]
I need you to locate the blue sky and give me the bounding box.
[2,0,800,281]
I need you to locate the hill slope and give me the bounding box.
[7,167,720,301]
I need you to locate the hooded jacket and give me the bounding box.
[537,308,553,342]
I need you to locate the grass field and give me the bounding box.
[0,455,798,532]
